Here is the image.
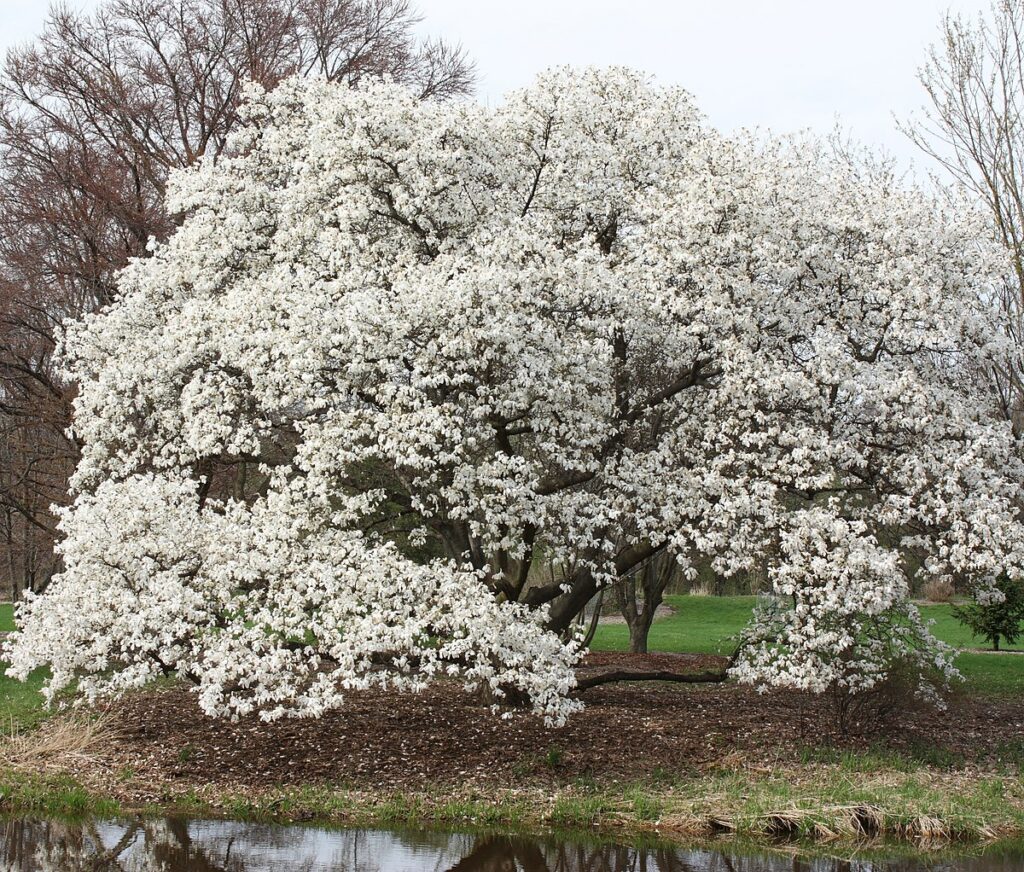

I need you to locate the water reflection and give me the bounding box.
[1,817,1022,872]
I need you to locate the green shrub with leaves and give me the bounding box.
[952,577,1024,651]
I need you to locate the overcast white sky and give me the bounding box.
[0,0,995,171]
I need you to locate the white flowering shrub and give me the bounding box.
[5,67,1024,722]
[734,510,959,701]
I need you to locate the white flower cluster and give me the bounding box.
[5,67,1023,717]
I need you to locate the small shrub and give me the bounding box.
[827,656,950,738]
[952,576,1024,651]
[544,746,564,768]
[738,598,957,738]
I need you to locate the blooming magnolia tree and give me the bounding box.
[6,67,1024,723]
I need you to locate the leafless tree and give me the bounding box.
[0,0,474,599]
[905,0,1024,431]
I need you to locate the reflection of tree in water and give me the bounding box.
[447,836,713,872]
[3,823,672,871]
[3,817,1014,871]
[1,818,246,872]
[136,818,248,872]
[3,818,127,872]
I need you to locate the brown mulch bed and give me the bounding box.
[81,652,1024,796]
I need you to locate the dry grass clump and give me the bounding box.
[656,811,719,835]
[2,714,116,773]
[732,803,989,843]
[921,578,956,603]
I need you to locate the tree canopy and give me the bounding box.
[6,68,1024,723]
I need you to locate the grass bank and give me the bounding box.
[2,761,1023,845]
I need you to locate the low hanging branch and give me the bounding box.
[573,648,741,692]
[574,666,730,692]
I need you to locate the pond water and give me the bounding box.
[1,817,1023,871]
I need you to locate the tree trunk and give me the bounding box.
[626,605,657,653]
[4,507,17,602]
[544,568,599,633]
[629,624,649,654]
[615,552,674,654]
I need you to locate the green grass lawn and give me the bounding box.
[591,594,758,656]
[953,652,1024,696]
[591,595,1024,696]
[1,602,50,732]
[0,668,48,732]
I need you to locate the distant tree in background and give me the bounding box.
[907,1,1024,643]
[952,576,1024,650]
[614,553,677,654]
[0,0,473,600]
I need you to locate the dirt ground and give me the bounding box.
[62,652,1024,802]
